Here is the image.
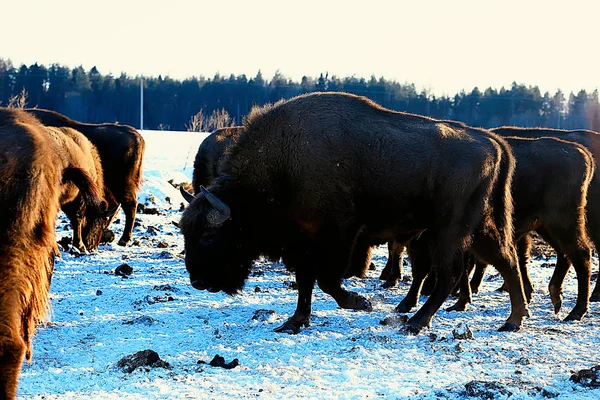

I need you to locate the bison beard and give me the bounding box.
[179,92,529,335]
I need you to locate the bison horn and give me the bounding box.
[200,185,231,224]
[180,186,195,203]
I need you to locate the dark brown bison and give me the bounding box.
[0,108,106,399]
[46,126,113,252]
[401,136,594,321]
[25,108,145,246]
[179,92,529,335]
[190,127,244,195]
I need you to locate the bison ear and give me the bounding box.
[200,186,231,226]
[180,186,195,203]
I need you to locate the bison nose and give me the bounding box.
[191,279,207,290]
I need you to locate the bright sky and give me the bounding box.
[1,0,598,97]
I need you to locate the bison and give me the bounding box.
[45,126,113,252]
[190,126,244,195]
[0,108,106,399]
[400,136,594,321]
[25,108,145,246]
[179,92,529,335]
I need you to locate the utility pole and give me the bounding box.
[140,77,144,130]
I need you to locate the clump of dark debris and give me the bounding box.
[122,315,158,326]
[570,365,600,388]
[117,349,170,373]
[114,263,133,277]
[252,309,276,321]
[197,354,239,370]
[152,251,174,260]
[463,380,512,399]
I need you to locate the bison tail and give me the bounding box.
[490,137,517,257]
[62,167,106,213]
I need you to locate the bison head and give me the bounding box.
[179,186,255,295]
[81,201,116,251]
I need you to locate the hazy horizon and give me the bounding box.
[2,0,599,97]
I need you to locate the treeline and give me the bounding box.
[1,58,599,131]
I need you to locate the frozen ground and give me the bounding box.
[17,131,600,399]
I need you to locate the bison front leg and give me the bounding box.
[118,199,137,246]
[274,264,317,335]
[404,249,464,335]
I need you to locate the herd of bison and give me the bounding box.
[1,91,600,398]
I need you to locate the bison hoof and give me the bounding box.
[400,322,422,336]
[70,246,87,256]
[446,301,469,312]
[379,270,390,281]
[369,262,376,271]
[394,301,414,314]
[381,279,399,289]
[498,322,520,332]
[117,238,130,246]
[589,293,600,302]
[273,320,307,334]
[553,300,562,314]
[347,294,372,311]
[564,310,586,322]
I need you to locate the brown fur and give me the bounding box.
[180,92,528,334]
[0,108,101,399]
[44,126,108,251]
[25,109,145,246]
[192,127,244,194]
[405,137,595,321]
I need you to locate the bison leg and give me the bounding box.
[118,198,137,246]
[517,235,534,302]
[542,227,592,321]
[343,234,372,279]
[274,263,317,334]
[471,232,528,332]
[447,254,475,312]
[62,200,87,253]
[317,275,372,312]
[404,247,464,335]
[470,261,487,294]
[0,301,27,400]
[538,229,571,314]
[396,236,432,313]
[380,241,404,288]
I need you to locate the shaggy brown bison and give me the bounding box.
[179,92,529,335]
[0,108,106,399]
[401,136,594,321]
[25,108,145,246]
[46,126,113,252]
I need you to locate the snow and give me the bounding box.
[17,130,600,399]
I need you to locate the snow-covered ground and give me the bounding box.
[17,130,600,399]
